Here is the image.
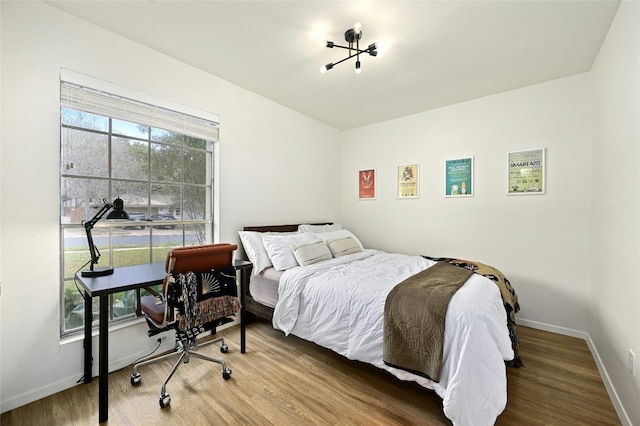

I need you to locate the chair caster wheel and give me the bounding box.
[222,368,232,380]
[220,344,229,353]
[159,394,171,408]
[130,373,141,385]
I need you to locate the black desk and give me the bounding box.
[77,260,251,423]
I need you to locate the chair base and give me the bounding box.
[131,334,231,408]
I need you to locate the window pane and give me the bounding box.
[61,108,108,131]
[184,136,207,151]
[150,143,182,183]
[63,279,99,331]
[151,184,181,220]
[112,137,149,181]
[83,225,112,266]
[152,225,184,249]
[62,128,109,177]
[113,227,151,267]
[184,185,208,221]
[112,181,150,214]
[151,130,207,150]
[112,119,149,139]
[61,178,110,224]
[62,224,106,331]
[112,290,136,320]
[152,245,173,263]
[151,128,183,145]
[184,148,207,185]
[185,223,208,246]
[63,227,92,279]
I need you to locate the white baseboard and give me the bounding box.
[517,318,632,426]
[585,335,633,426]
[516,317,588,339]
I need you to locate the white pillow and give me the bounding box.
[292,240,333,266]
[262,232,317,271]
[298,223,342,233]
[238,231,272,276]
[327,237,362,257]
[313,229,364,249]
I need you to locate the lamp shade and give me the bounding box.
[106,197,129,220]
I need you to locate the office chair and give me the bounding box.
[130,243,240,408]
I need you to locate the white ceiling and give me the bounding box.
[48,0,620,130]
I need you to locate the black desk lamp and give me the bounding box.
[81,197,129,277]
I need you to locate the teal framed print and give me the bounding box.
[445,157,473,197]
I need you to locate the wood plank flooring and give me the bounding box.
[1,320,620,425]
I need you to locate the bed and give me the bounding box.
[238,223,521,426]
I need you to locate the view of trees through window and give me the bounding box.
[60,107,214,334]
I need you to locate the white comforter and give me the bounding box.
[272,249,514,426]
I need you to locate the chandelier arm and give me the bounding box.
[331,52,362,67]
[329,43,373,54]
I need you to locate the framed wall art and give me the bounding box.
[397,163,419,199]
[358,169,376,200]
[508,148,545,195]
[445,157,473,197]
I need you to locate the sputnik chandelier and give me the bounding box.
[320,22,379,74]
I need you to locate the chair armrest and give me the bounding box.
[144,286,162,298]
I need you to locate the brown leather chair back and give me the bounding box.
[166,243,237,276]
[141,243,238,327]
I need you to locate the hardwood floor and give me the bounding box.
[1,320,620,425]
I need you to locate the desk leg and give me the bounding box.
[135,288,142,317]
[83,292,93,384]
[98,295,109,423]
[240,269,246,354]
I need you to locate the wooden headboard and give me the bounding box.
[242,223,332,233]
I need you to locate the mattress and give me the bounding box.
[249,267,282,308]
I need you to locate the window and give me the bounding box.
[60,73,219,335]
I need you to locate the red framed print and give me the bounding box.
[358,169,376,200]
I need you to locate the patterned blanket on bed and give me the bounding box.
[423,256,523,368]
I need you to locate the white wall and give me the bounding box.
[0,1,340,412]
[341,74,592,334]
[590,1,640,425]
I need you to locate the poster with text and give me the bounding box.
[508,148,545,195]
[397,163,419,199]
[445,157,473,197]
[358,169,376,199]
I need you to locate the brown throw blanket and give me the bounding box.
[383,262,473,382]
[424,256,523,368]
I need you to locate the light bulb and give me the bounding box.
[353,22,362,35]
[320,63,333,74]
[376,40,388,57]
[355,61,361,74]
